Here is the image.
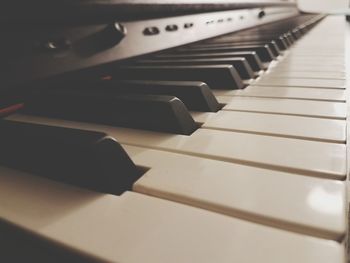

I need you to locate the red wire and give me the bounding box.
[0,103,24,116]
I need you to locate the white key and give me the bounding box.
[183,111,346,143]
[202,111,346,143]
[275,63,345,69]
[274,57,345,63]
[213,86,346,102]
[261,71,346,80]
[286,54,344,58]
[273,58,344,64]
[125,145,346,240]
[7,114,347,180]
[221,97,347,119]
[190,111,216,124]
[277,58,344,64]
[287,52,345,56]
[253,78,346,89]
[268,67,346,73]
[277,59,344,66]
[0,168,344,263]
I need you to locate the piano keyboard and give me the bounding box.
[0,14,348,262]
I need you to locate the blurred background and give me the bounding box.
[298,0,349,14]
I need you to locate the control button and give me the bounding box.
[184,23,194,29]
[217,19,224,23]
[165,24,178,32]
[143,27,160,35]
[43,38,71,52]
[258,10,266,19]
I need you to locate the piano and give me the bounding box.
[0,0,348,262]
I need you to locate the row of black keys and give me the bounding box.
[22,14,322,136]
[2,14,323,195]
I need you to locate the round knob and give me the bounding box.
[105,22,127,45]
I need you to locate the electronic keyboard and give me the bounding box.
[0,1,348,262]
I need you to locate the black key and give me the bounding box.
[234,42,281,57]
[275,36,289,50]
[193,42,281,57]
[177,45,276,62]
[24,90,197,135]
[155,52,265,71]
[286,31,297,41]
[210,36,288,51]
[110,65,245,89]
[282,34,292,46]
[100,80,221,112]
[263,41,281,57]
[286,32,295,43]
[291,28,302,39]
[0,120,141,195]
[136,57,255,79]
[298,25,308,34]
[266,41,281,57]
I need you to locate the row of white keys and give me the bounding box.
[196,13,348,175]
[1,114,346,241]
[261,71,346,80]
[219,97,347,119]
[263,68,346,76]
[191,110,345,143]
[272,56,345,62]
[251,78,346,89]
[269,57,345,69]
[281,55,345,61]
[214,86,347,102]
[125,145,346,240]
[262,63,346,81]
[271,58,345,67]
[200,111,346,143]
[8,114,346,180]
[263,57,346,76]
[209,18,347,162]
[253,17,346,89]
[0,167,344,262]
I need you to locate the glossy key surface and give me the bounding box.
[221,97,347,119]
[125,145,347,240]
[0,170,344,263]
[202,110,346,143]
[213,86,346,102]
